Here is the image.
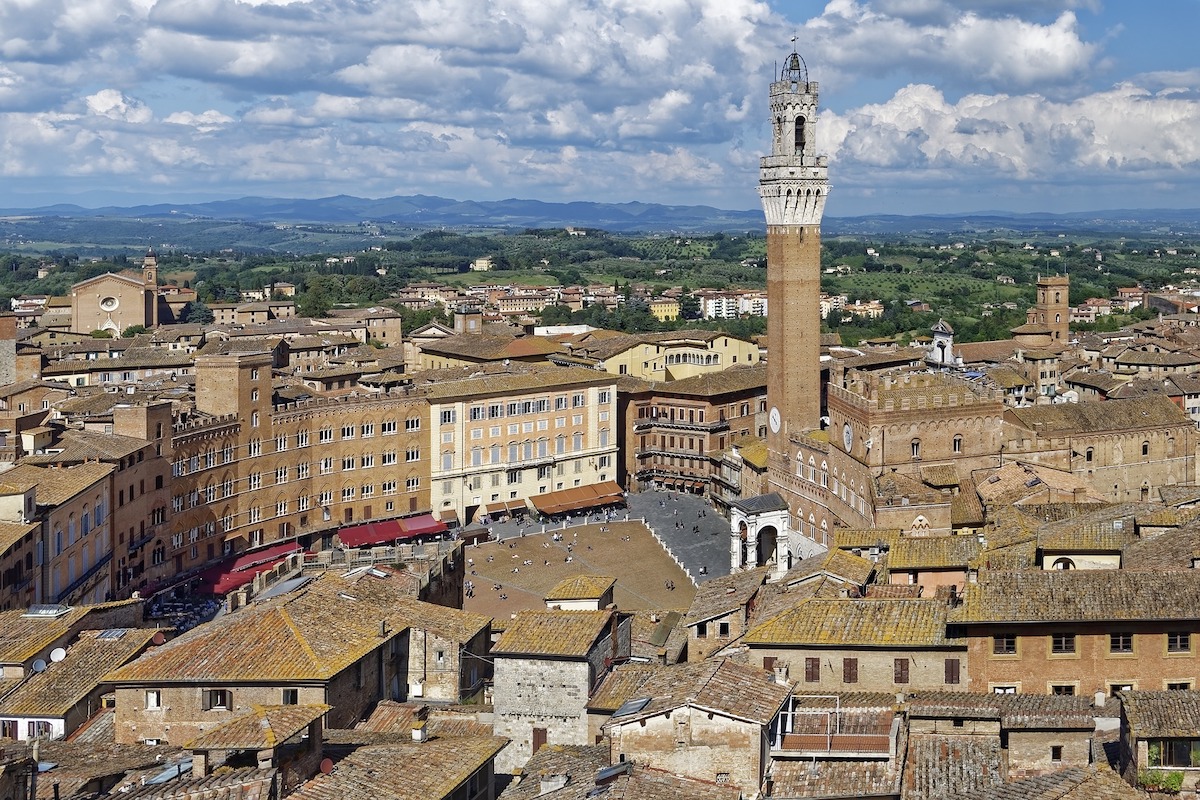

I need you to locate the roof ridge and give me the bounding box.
[276,606,325,673]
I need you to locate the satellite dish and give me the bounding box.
[319,758,334,775]
[31,659,47,673]
[49,648,66,663]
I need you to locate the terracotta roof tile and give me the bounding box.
[603,659,790,726]
[1007,395,1188,434]
[0,628,156,717]
[492,609,614,658]
[770,759,900,798]
[291,738,507,800]
[902,733,1004,800]
[684,566,767,627]
[959,767,1140,800]
[746,598,954,648]
[888,536,982,571]
[184,704,329,750]
[1122,689,1200,738]
[544,575,616,602]
[954,570,1200,624]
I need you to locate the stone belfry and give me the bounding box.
[761,46,829,464]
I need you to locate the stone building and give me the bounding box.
[743,596,967,693]
[953,570,1200,696]
[491,608,632,774]
[603,658,790,794]
[1002,395,1197,502]
[420,363,618,526]
[620,364,766,493]
[108,570,490,745]
[0,462,114,605]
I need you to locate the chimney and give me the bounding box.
[412,705,429,742]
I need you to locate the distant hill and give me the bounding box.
[1,194,1198,254]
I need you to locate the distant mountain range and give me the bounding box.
[1,193,1198,237]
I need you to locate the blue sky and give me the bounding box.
[2,0,1199,216]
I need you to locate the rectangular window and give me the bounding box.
[282,688,298,705]
[297,463,310,479]
[361,455,374,468]
[406,477,420,491]
[405,417,420,432]
[440,409,456,425]
[1051,745,1063,762]
[1169,632,1192,653]
[842,658,858,684]
[405,448,419,462]
[945,658,961,685]
[297,430,310,447]
[319,428,333,443]
[361,423,374,438]
[341,425,355,439]
[383,452,397,465]
[1051,633,1076,654]
[342,486,355,500]
[320,457,334,475]
[145,690,162,709]
[202,688,231,710]
[993,634,1017,655]
[894,658,909,684]
[276,466,288,484]
[805,658,820,683]
[1110,632,1133,654]
[382,480,397,495]
[1051,684,1075,696]
[470,406,485,421]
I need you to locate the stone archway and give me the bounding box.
[757,525,779,567]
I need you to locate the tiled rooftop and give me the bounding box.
[684,566,767,626]
[603,659,790,726]
[0,628,156,717]
[544,574,616,602]
[954,569,1200,624]
[184,704,329,750]
[888,535,981,571]
[1007,395,1188,434]
[746,598,953,648]
[902,733,1003,800]
[958,766,1140,800]
[1122,689,1200,738]
[492,609,614,658]
[289,737,508,800]
[1,462,114,505]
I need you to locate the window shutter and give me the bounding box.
[805,657,820,682]
[945,658,961,685]
[201,690,212,711]
[763,656,777,672]
[894,658,909,684]
[843,658,858,684]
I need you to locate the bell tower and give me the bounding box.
[761,46,829,463]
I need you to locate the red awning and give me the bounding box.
[397,514,447,537]
[196,541,304,595]
[338,520,404,548]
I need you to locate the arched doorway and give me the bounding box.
[757,525,778,567]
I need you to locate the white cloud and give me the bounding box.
[163,109,234,131]
[825,81,1200,191]
[85,89,153,123]
[804,2,1100,94]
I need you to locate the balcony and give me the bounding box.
[633,418,729,434]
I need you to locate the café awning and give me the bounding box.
[529,481,624,516]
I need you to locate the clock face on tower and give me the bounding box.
[769,407,781,434]
[843,423,853,451]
